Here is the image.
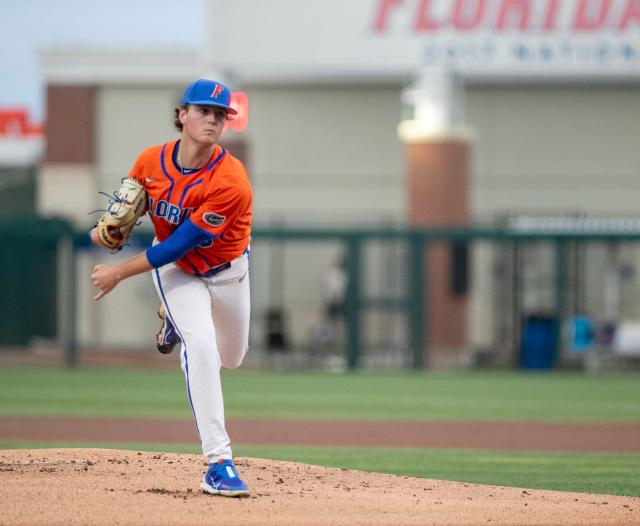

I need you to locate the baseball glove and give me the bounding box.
[95,177,147,250]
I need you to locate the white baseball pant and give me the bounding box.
[152,251,250,461]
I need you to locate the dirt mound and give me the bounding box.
[0,449,638,526]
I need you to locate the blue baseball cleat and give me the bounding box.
[156,308,180,354]
[200,459,250,497]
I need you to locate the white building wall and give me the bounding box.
[38,164,96,224]
[78,85,183,348]
[466,84,640,217]
[244,84,406,225]
[241,84,408,349]
[97,85,182,195]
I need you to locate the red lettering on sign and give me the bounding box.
[542,0,561,30]
[496,0,531,29]
[618,0,640,28]
[573,0,612,30]
[373,0,634,33]
[414,0,440,30]
[373,0,404,30]
[452,0,486,30]
[0,109,42,137]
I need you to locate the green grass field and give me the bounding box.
[1,366,639,496]
[1,367,639,422]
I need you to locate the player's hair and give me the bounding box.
[174,104,231,132]
[174,106,185,132]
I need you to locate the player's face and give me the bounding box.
[180,105,227,145]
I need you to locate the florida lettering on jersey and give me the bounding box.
[129,139,252,275]
[147,198,195,225]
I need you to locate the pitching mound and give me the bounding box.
[1,449,638,526]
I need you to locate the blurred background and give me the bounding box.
[2,0,640,373]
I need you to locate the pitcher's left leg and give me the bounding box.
[200,254,251,497]
[209,253,251,370]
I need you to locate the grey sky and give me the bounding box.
[0,0,201,121]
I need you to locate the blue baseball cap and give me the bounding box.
[180,79,238,116]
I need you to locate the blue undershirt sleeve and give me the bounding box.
[146,218,214,268]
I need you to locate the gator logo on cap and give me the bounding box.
[211,84,224,99]
[203,212,226,227]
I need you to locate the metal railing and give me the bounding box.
[5,216,640,369]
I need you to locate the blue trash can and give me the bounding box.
[520,315,557,369]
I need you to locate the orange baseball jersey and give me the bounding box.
[129,139,252,275]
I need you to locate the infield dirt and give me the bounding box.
[1,448,639,526]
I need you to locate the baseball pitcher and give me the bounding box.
[90,79,252,497]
